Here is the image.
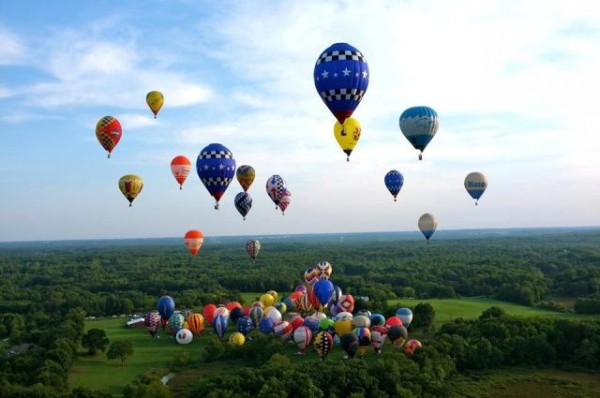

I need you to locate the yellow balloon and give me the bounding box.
[266,290,278,301]
[333,117,361,161]
[260,293,275,308]
[118,174,144,207]
[229,332,246,346]
[146,91,164,118]
[334,319,353,337]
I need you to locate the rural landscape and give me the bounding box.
[1,228,599,397]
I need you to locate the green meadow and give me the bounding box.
[69,297,598,396]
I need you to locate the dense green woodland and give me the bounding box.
[1,228,600,397]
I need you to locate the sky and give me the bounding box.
[1,0,599,242]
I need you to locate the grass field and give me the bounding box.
[388,297,599,323]
[70,297,598,396]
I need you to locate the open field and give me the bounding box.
[389,297,599,323]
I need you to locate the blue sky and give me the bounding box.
[1,0,599,242]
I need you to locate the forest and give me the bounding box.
[1,227,599,397]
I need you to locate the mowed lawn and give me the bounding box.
[388,297,599,323]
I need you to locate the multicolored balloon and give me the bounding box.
[246,239,261,262]
[278,190,292,215]
[186,313,205,336]
[196,143,236,209]
[293,325,313,354]
[266,175,287,209]
[212,314,228,339]
[236,165,255,192]
[234,192,253,220]
[384,170,404,202]
[333,117,362,161]
[167,313,185,335]
[95,116,122,158]
[418,213,437,243]
[313,331,334,361]
[146,91,164,119]
[144,311,161,337]
[399,106,439,160]
[170,155,192,190]
[184,230,204,257]
[464,171,488,205]
[175,328,193,344]
[314,43,369,124]
[118,174,143,207]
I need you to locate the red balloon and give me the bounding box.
[226,301,242,312]
[385,316,403,328]
[202,303,216,325]
[170,155,192,189]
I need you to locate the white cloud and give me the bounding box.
[0,25,25,65]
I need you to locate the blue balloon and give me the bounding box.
[234,192,252,219]
[370,313,386,327]
[258,317,274,334]
[157,295,175,320]
[196,143,236,209]
[384,170,404,201]
[229,307,245,323]
[314,279,334,306]
[314,43,369,124]
[395,307,413,327]
[399,106,439,160]
[237,316,253,336]
[213,314,228,339]
[303,316,320,334]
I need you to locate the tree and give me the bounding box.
[82,328,110,355]
[106,340,134,366]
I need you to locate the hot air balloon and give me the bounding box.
[293,325,313,354]
[196,143,236,209]
[236,165,255,192]
[354,327,371,357]
[388,324,408,349]
[418,213,437,243]
[340,332,359,359]
[246,239,261,262]
[315,260,332,280]
[371,325,388,355]
[314,43,369,124]
[184,230,204,257]
[404,339,422,355]
[278,190,292,215]
[186,313,205,336]
[333,117,362,161]
[146,91,164,118]
[399,106,439,160]
[95,116,122,158]
[384,170,404,202]
[213,314,228,340]
[237,316,253,336]
[229,332,246,346]
[170,155,191,190]
[157,296,175,322]
[395,308,413,328]
[175,328,193,344]
[144,311,161,338]
[464,171,488,205]
[167,313,185,336]
[202,304,216,326]
[266,175,287,209]
[234,192,253,220]
[118,174,143,207]
[314,331,334,361]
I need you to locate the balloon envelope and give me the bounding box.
[186,313,205,336]
[96,116,122,157]
[144,311,161,337]
[293,325,313,353]
[395,308,413,327]
[171,155,192,189]
[234,192,253,219]
[464,171,488,204]
[314,43,369,124]
[418,213,437,242]
[236,165,255,192]
[333,117,361,161]
[184,230,204,256]
[146,91,164,118]
[212,314,228,339]
[266,175,287,207]
[175,328,193,344]
[385,170,404,201]
[313,331,334,361]
[157,296,175,320]
[196,143,236,209]
[399,106,439,159]
[118,174,143,206]
[246,239,261,261]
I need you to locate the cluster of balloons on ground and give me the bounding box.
[145,262,422,359]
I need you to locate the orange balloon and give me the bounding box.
[171,155,192,189]
[184,230,204,256]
